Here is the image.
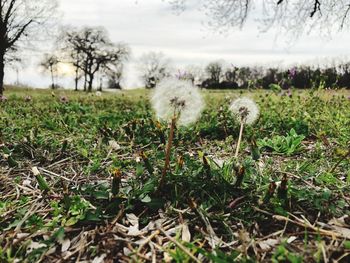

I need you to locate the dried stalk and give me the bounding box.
[159,117,176,189]
[235,120,244,158]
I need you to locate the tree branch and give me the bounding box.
[3,0,16,25]
[340,4,350,29]
[310,0,321,17]
[7,19,33,47]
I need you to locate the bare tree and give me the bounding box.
[167,1,350,36]
[0,0,57,95]
[182,65,206,85]
[57,26,84,91]
[104,61,124,89]
[205,61,223,84]
[40,53,59,89]
[138,52,171,88]
[60,27,129,92]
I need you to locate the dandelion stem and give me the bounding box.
[235,120,245,158]
[159,116,176,189]
[329,148,350,174]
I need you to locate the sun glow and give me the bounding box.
[57,62,75,76]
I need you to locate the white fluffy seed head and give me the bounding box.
[151,78,204,126]
[229,97,259,125]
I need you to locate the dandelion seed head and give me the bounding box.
[151,77,204,126]
[229,97,259,125]
[96,91,102,97]
[24,95,32,102]
[60,95,69,103]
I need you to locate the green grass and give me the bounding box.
[0,87,349,262]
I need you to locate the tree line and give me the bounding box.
[140,57,350,90]
[2,0,350,95]
[199,62,350,90]
[22,39,350,91]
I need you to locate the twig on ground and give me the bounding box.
[158,226,201,263]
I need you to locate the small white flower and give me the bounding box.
[95,91,102,97]
[229,97,259,125]
[151,77,204,126]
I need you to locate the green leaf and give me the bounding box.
[7,156,18,168]
[35,175,50,192]
[141,195,151,203]
[344,241,350,249]
[93,191,109,200]
[1,146,11,155]
[65,217,79,226]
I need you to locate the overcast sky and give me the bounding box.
[5,0,350,89]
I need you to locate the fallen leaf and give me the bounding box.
[123,247,132,256]
[108,140,121,151]
[331,225,350,239]
[238,230,250,243]
[61,239,71,252]
[92,253,107,263]
[126,213,139,226]
[328,216,350,228]
[22,179,31,187]
[127,224,142,236]
[258,238,279,251]
[287,236,297,244]
[164,252,172,263]
[26,242,46,254]
[181,222,191,242]
[32,167,40,176]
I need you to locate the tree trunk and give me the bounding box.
[99,77,102,91]
[88,74,94,92]
[74,66,79,91]
[50,66,55,89]
[0,51,5,96]
[74,56,79,91]
[75,72,79,91]
[83,73,87,91]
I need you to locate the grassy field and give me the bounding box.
[1,87,350,262]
